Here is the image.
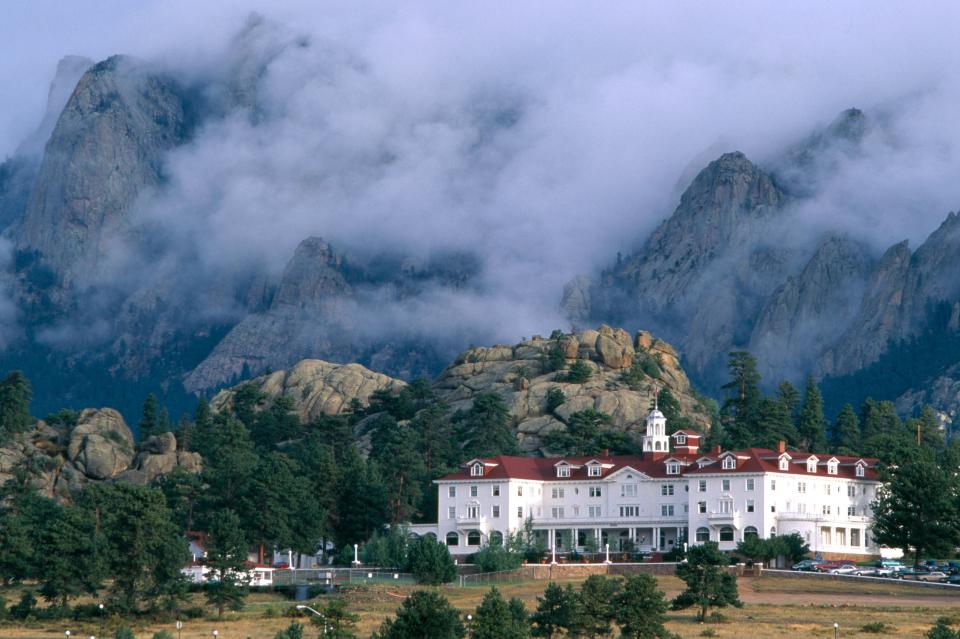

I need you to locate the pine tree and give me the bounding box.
[313,598,359,638]
[720,351,762,448]
[205,509,249,618]
[38,506,106,606]
[333,448,389,547]
[530,582,571,638]
[872,451,960,566]
[0,371,33,441]
[917,406,945,450]
[672,542,743,622]
[755,397,798,448]
[833,404,861,455]
[140,393,160,440]
[615,573,671,639]
[571,575,619,638]
[405,536,457,585]
[471,587,529,639]
[458,392,518,458]
[797,376,827,451]
[373,590,465,639]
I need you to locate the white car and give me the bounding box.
[828,564,860,575]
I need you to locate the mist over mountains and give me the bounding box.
[3,3,960,422]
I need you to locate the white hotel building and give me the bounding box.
[410,409,882,560]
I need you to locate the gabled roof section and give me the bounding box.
[671,429,702,437]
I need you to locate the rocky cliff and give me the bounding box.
[15,56,195,308]
[0,408,201,503]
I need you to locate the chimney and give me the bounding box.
[777,440,786,454]
[712,445,721,455]
[602,448,610,458]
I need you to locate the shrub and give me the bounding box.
[707,611,727,624]
[563,360,592,384]
[10,590,36,620]
[274,621,305,639]
[545,387,566,414]
[861,622,894,634]
[114,627,136,639]
[700,630,718,638]
[544,346,567,372]
[153,631,176,639]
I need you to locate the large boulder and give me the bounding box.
[67,408,135,480]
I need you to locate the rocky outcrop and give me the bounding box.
[0,408,201,502]
[211,358,407,422]
[67,408,135,480]
[432,326,712,452]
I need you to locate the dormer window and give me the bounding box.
[856,464,865,478]
[666,463,680,475]
[779,457,789,471]
[588,464,601,477]
[827,460,838,475]
[557,466,571,478]
[806,457,818,473]
[722,456,735,470]
[676,435,687,445]
[471,463,484,477]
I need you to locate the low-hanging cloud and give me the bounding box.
[6,1,960,377]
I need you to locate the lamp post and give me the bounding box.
[98,603,105,639]
[212,629,218,639]
[65,631,71,639]
[833,622,839,639]
[353,543,360,565]
[466,614,472,632]
[604,543,611,564]
[297,605,330,637]
[176,620,183,639]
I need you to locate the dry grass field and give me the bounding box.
[3,575,960,639]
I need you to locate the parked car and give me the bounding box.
[792,559,822,572]
[900,568,948,582]
[828,564,860,575]
[943,573,960,585]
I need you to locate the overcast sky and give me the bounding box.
[4,1,960,348]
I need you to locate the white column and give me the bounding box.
[654,527,660,551]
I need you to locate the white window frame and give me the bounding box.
[698,479,707,492]
[588,464,601,477]
[588,505,602,518]
[471,463,484,477]
[492,484,500,497]
[797,482,807,494]
[552,507,564,519]
[746,478,755,491]
[557,466,571,478]
[661,484,675,496]
[661,504,675,517]
[746,499,755,513]
[676,434,687,445]
[492,505,500,518]
[722,456,736,470]
[621,484,638,498]
[807,458,818,473]
[666,463,680,475]
[847,485,856,497]
[447,506,456,520]
[589,486,602,498]
[470,485,478,497]
[551,487,565,499]
[856,464,865,477]
[827,461,838,475]
[721,479,731,491]
[448,486,456,498]
[697,501,706,514]
[517,507,523,518]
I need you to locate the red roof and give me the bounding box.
[441,453,701,482]
[683,448,879,481]
[440,448,879,482]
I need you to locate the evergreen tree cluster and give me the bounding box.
[716,351,945,459]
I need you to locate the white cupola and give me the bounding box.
[642,404,669,454]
